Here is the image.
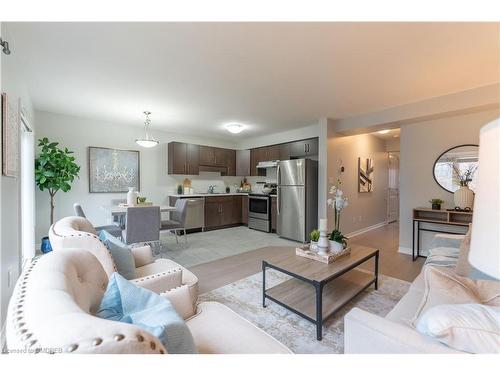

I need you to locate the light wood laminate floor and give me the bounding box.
[191,222,425,294]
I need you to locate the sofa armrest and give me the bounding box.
[161,285,196,320]
[431,233,464,250]
[132,267,183,294]
[344,308,460,354]
[131,245,154,268]
[180,267,199,305]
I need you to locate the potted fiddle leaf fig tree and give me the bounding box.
[35,138,80,252]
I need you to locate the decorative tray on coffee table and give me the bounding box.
[295,245,351,264]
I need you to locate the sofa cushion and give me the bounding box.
[97,273,197,354]
[99,230,136,280]
[416,303,500,353]
[186,301,292,354]
[411,266,500,325]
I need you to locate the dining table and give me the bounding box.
[101,204,176,216]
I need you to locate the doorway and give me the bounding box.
[387,151,400,223]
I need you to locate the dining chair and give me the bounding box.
[122,206,161,245]
[111,198,127,227]
[73,203,122,238]
[160,199,189,246]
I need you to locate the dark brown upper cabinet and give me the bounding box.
[289,138,319,158]
[236,149,250,176]
[279,143,290,160]
[199,146,235,176]
[168,142,199,175]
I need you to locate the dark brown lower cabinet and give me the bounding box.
[271,196,277,232]
[204,196,243,230]
[242,196,248,225]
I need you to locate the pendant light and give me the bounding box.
[136,111,159,148]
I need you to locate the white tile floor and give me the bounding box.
[156,226,298,268]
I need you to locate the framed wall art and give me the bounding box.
[358,157,374,193]
[88,146,140,193]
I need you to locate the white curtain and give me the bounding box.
[20,111,35,265]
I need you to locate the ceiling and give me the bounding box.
[6,22,500,140]
[370,128,400,140]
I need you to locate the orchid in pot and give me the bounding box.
[327,166,349,254]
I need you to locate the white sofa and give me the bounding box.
[6,249,292,354]
[344,235,466,354]
[49,216,199,302]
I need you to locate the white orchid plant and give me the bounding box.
[327,164,349,247]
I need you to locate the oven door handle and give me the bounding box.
[249,196,269,201]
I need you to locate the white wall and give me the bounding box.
[399,108,500,254]
[0,24,36,329]
[34,111,272,241]
[327,132,389,235]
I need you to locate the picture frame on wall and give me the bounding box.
[1,92,19,178]
[358,156,374,193]
[88,146,140,193]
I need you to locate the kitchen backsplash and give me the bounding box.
[169,169,277,195]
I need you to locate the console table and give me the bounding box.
[412,207,472,261]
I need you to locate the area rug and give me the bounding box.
[199,270,410,353]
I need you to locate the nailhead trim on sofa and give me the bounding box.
[9,257,165,354]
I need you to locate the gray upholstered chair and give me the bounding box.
[160,199,189,246]
[111,198,127,227]
[73,203,122,238]
[122,206,161,245]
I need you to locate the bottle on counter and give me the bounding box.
[177,185,183,195]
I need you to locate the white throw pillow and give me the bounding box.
[416,304,500,354]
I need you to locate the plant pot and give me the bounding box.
[41,236,52,254]
[329,240,344,255]
[431,204,441,210]
[310,240,318,252]
[454,186,474,209]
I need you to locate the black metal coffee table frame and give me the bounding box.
[262,250,379,341]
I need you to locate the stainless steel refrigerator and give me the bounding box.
[277,159,318,242]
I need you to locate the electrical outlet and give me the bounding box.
[7,268,12,288]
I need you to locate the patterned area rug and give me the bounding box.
[199,270,410,353]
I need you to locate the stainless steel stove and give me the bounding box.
[248,183,276,232]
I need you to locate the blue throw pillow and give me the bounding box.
[97,273,197,354]
[99,230,136,280]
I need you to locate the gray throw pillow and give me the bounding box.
[99,230,136,280]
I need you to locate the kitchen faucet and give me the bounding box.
[208,185,217,194]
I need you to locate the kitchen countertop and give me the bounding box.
[169,192,277,198]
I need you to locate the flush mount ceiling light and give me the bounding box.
[135,111,159,148]
[377,129,391,134]
[225,123,245,134]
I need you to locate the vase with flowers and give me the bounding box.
[327,164,349,254]
[451,161,477,209]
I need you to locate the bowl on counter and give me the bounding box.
[262,187,273,194]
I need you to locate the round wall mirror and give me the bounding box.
[433,144,479,193]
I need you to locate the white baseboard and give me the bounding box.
[346,221,388,238]
[398,246,412,255]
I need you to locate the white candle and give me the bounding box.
[319,219,328,232]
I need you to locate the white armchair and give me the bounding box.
[49,216,198,303]
[6,249,291,354]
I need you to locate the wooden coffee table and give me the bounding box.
[262,245,379,340]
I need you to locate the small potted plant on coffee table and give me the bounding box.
[309,229,320,252]
[429,198,444,210]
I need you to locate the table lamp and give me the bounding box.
[468,118,500,280]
